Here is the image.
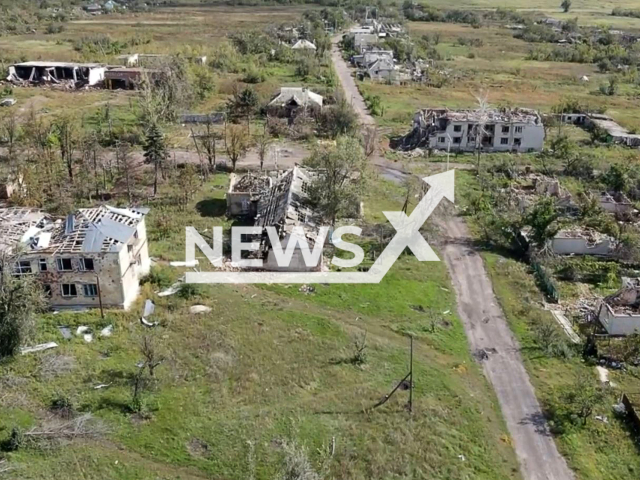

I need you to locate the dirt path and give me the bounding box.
[329,31,574,480]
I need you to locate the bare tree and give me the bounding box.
[176,164,201,208]
[0,109,21,161]
[224,124,250,171]
[139,334,164,378]
[254,127,272,171]
[472,91,490,171]
[361,126,378,158]
[115,142,137,203]
[53,114,79,181]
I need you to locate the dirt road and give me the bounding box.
[331,36,375,125]
[329,32,574,480]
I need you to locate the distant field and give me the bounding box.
[362,21,640,134]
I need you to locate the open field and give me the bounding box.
[0,173,521,480]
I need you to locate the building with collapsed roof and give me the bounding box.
[352,49,394,68]
[267,87,323,120]
[393,108,545,153]
[254,166,324,272]
[0,205,150,310]
[292,39,317,51]
[7,62,106,87]
[550,228,617,257]
[226,173,273,217]
[599,191,637,218]
[598,278,640,335]
[104,67,163,89]
[561,113,640,148]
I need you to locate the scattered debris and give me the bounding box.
[93,383,112,390]
[58,326,72,340]
[0,98,16,107]
[595,415,609,424]
[612,402,627,415]
[21,342,58,355]
[596,366,610,384]
[190,305,212,314]
[549,310,581,344]
[100,325,113,337]
[157,279,183,297]
[298,284,316,294]
[140,299,158,327]
[169,260,199,268]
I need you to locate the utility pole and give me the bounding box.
[409,336,414,414]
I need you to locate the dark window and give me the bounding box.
[83,284,98,297]
[61,284,77,297]
[43,284,52,297]
[128,244,134,254]
[515,126,523,134]
[453,137,461,144]
[80,258,94,271]
[56,258,73,271]
[502,126,510,134]
[39,258,48,272]
[14,260,32,275]
[514,138,522,146]
[438,137,446,143]
[501,138,509,145]
[453,125,462,132]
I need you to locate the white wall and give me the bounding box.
[598,303,640,336]
[550,237,614,256]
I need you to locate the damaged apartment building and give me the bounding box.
[0,205,150,310]
[226,167,324,272]
[393,108,545,153]
[7,62,106,87]
[598,278,640,336]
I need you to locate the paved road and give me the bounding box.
[441,217,574,480]
[329,33,574,480]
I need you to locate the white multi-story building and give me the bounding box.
[401,108,545,153]
[0,205,150,311]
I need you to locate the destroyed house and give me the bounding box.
[598,278,640,335]
[394,108,544,153]
[561,113,640,147]
[352,49,393,68]
[267,87,323,119]
[254,167,323,271]
[0,205,150,310]
[7,62,106,87]
[550,228,616,257]
[104,67,162,89]
[226,173,273,217]
[598,191,637,217]
[364,56,395,81]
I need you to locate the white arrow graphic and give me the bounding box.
[185,169,455,284]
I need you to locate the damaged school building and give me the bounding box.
[393,107,545,153]
[0,205,150,310]
[226,167,329,271]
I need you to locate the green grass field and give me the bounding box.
[0,173,521,480]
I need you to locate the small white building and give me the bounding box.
[598,279,640,336]
[550,229,616,257]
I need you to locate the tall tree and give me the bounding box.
[304,136,369,226]
[53,114,79,181]
[224,124,250,171]
[254,128,272,171]
[143,123,168,196]
[0,254,46,360]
